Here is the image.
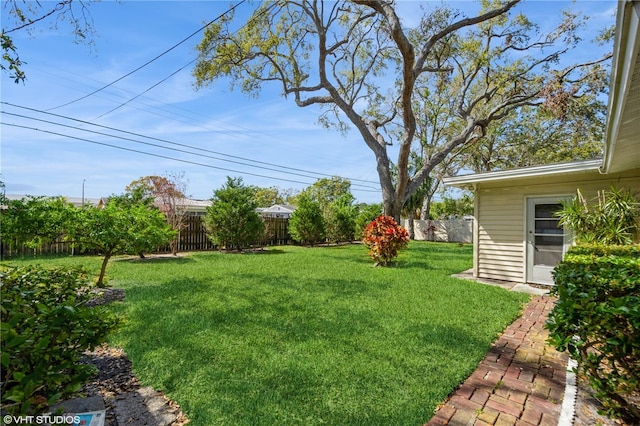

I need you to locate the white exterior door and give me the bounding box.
[526,197,570,285]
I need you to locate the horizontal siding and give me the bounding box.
[473,169,640,283]
[476,189,524,282]
[479,252,523,264]
[478,266,523,282]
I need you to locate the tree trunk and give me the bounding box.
[171,231,179,256]
[97,253,111,288]
[407,213,416,240]
[421,195,432,220]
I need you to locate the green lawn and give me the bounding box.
[3,242,531,425]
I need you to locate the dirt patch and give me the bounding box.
[85,288,126,307]
[573,375,638,426]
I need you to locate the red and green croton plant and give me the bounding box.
[362,215,409,266]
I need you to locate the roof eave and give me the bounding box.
[601,0,640,174]
[443,160,602,189]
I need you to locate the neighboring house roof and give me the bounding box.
[257,204,297,217]
[154,197,211,213]
[258,204,296,214]
[4,194,103,207]
[445,0,640,188]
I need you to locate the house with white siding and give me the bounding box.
[443,0,640,286]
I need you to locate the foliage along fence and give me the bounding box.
[0,215,294,258]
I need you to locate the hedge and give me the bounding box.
[546,244,639,422]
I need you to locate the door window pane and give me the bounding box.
[535,219,563,234]
[535,204,562,218]
[534,235,563,266]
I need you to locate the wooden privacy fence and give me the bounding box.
[155,215,293,252]
[1,216,294,258]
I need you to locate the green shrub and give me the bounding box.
[354,203,382,240]
[362,215,409,266]
[205,176,265,251]
[289,195,325,246]
[556,187,640,244]
[325,195,357,243]
[546,244,640,422]
[1,265,118,415]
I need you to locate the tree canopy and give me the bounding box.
[126,173,189,255]
[68,200,175,286]
[2,0,97,83]
[194,0,611,219]
[0,196,74,251]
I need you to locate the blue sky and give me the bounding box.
[0,1,617,203]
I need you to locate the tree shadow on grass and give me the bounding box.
[219,248,287,255]
[112,272,506,425]
[117,255,196,264]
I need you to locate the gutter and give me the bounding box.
[600,0,640,175]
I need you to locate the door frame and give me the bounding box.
[525,195,573,285]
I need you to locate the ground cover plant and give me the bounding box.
[2,242,530,425]
[0,265,117,415]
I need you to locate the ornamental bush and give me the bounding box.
[289,195,325,246]
[205,176,265,251]
[1,265,118,415]
[546,244,640,422]
[325,195,357,243]
[555,187,640,244]
[362,215,409,266]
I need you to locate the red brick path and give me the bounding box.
[425,296,568,426]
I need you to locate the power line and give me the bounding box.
[2,101,380,185]
[92,2,275,121]
[94,59,196,120]
[2,121,380,193]
[31,64,269,140]
[2,109,379,190]
[45,0,247,111]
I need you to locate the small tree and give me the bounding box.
[362,216,409,266]
[126,173,190,255]
[325,194,357,243]
[556,187,640,245]
[69,201,175,287]
[289,194,325,246]
[205,177,264,251]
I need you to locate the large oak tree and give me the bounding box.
[194,0,610,219]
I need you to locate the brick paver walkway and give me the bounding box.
[425,296,568,426]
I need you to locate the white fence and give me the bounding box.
[402,218,473,243]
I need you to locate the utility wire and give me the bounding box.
[94,59,196,119]
[45,0,247,111]
[2,121,379,193]
[93,2,274,121]
[2,110,379,190]
[2,101,380,185]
